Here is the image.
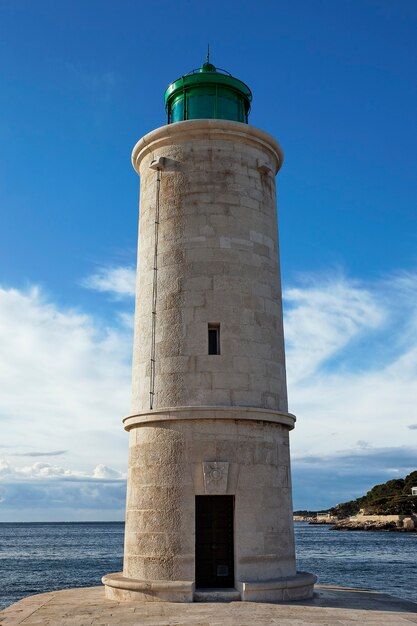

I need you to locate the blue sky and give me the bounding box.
[1,0,417,520]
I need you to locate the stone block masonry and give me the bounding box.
[130,120,288,414]
[103,119,316,602]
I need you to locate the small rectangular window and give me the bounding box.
[208,323,220,355]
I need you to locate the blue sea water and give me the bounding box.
[295,522,417,604]
[0,522,124,611]
[0,521,416,610]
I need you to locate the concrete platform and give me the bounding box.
[1,585,417,625]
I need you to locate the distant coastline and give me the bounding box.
[294,512,417,532]
[294,470,417,532]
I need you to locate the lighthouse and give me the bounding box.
[103,58,316,603]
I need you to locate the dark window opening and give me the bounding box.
[208,323,220,355]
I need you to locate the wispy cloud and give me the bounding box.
[82,266,136,298]
[283,275,384,382]
[13,450,68,457]
[93,464,124,479]
[0,479,126,520]
[0,459,124,481]
[0,285,131,489]
[292,445,417,510]
[65,64,117,102]
[0,459,126,520]
[284,272,417,461]
[294,444,417,473]
[1,268,417,517]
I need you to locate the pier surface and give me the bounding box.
[1,585,417,625]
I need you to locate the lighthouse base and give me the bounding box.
[238,571,317,602]
[102,571,316,603]
[102,573,194,602]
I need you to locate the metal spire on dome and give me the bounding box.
[201,44,216,73]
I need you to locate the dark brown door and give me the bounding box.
[195,495,234,588]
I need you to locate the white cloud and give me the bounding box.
[0,285,131,482]
[285,273,417,460]
[18,461,83,478]
[13,450,68,457]
[117,311,135,329]
[0,457,127,520]
[0,460,12,478]
[93,464,124,479]
[292,444,417,510]
[82,266,136,298]
[283,276,384,382]
[65,64,117,110]
[0,475,126,520]
[1,269,417,517]
[0,459,125,481]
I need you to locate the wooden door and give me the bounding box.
[195,495,234,588]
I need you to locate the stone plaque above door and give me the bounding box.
[202,461,229,494]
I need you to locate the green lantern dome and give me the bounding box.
[164,55,252,124]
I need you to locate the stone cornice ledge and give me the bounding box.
[132,119,284,175]
[123,406,296,431]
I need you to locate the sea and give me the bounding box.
[0,521,416,611]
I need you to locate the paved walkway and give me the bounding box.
[1,585,417,625]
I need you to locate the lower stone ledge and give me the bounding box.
[103,571,316,604]
[238,571,317,602]
[123,406,296,430]
[102,573,194,603]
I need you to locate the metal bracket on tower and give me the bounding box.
[149,157,166,171]
[256,159,272,175]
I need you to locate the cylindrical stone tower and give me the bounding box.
[103,60,316,603]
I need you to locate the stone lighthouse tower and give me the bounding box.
[103,59,316,603]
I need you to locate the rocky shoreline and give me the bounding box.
[330,517,416,532]
[294,513,417,532]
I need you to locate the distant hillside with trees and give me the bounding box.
[329,471,417,519]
